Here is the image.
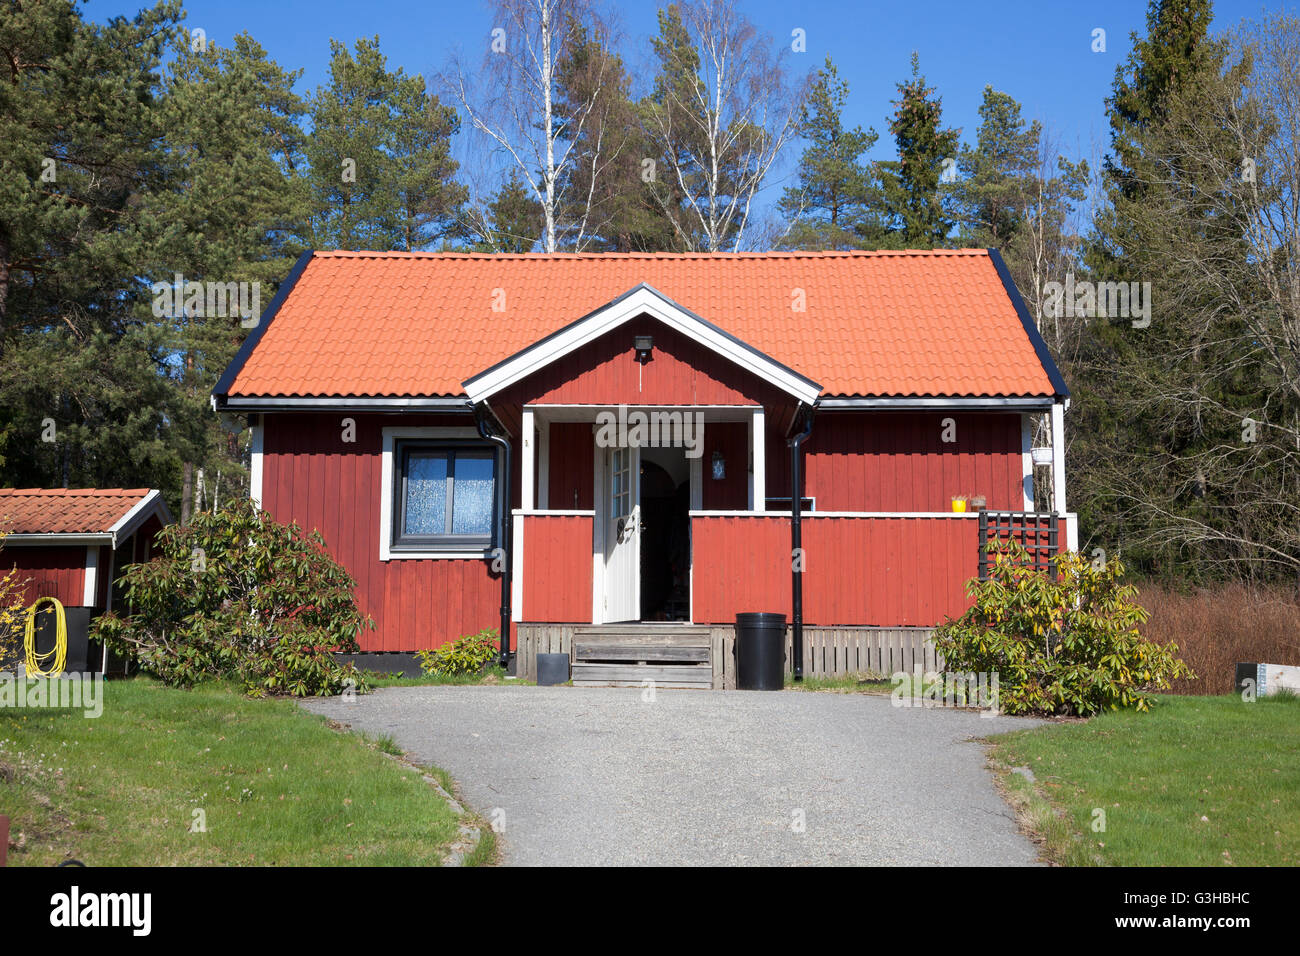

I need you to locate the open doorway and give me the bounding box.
[639,446,690,621]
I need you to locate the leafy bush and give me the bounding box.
[92,499,372,697]
[0,531,32,670]
[933,540,1193,716]
[415,628,500,677]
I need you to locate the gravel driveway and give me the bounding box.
[302,685,1044,866]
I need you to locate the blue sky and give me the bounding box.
[83,0,1287,210]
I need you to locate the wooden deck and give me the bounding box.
[516,623,944,690]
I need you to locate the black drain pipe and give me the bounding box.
[787,403,815,681]
[473,401,512,668]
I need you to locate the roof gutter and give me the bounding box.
[472,400,513,669]
[2,533,112,547]
[213,396,474,413]
[817,397,1054,410]
[787,402,816,681]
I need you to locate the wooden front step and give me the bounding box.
[571,662,713,686]
[570,625,713,686]
[575,643,709,662]
[574,624,710,645]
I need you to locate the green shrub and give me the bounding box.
[933,540,1193,716]
[91,499,372,697]
[415,628,500,677]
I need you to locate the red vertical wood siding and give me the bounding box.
[691,515,982,626]
[520,514,593,622]
[702,421,749,509]
[261,412,502,652]
[763,411,1024,511]
[547,422,595,510]
[501,317,780,408]
[7,546,87,607]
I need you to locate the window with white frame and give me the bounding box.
[391,440,497,552]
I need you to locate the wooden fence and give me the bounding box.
[516,624,575,683]
[518,623,941,690]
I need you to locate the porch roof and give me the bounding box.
[215,248,1066,403]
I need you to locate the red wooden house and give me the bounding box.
[212,249,1073,686]
[0,488,171,672]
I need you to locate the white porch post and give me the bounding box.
[249,415,264,510]
[1020,413,1034,511]
[751,407,765,511]
[83,546,99,607]
[1050,401,1067,514]
[521,407,536,510]
[537,418,550,509]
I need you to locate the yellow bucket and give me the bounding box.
[951,497,968,513]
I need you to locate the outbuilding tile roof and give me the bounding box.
[221,249,1060,399]
[0,488,154,536]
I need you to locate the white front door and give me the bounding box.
[603,443,640,622]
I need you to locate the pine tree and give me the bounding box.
[554,18,677,251]
[147,32,311,519]
[304,37,465,252]
[877,53,960,248]
[1074,0,1247,578]
[472,171,544,253]
[778,56,883,250]
[0,0,187,493]
[951,87,1040,249]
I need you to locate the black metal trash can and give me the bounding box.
[735,612,786,690]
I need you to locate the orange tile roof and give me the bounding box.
[0,488,154,536]
[222,249,1061,399]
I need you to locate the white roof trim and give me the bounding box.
[463,284,822,406]
[107,490,172,547]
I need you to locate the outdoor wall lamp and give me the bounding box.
[634,334,654,361]
[711,450,726,480]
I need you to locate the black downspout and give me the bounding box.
[473,402,512,668]
[787,403,815,681]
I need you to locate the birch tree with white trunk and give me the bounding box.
[642,0,807,252]
[446,0,613,253]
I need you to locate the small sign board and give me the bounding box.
[1237,661,1300,696]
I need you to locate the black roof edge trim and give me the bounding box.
[986,248,1070,399]
[461,281,823,396]
[212,249,316,401]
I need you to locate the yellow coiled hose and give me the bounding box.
[24,596,67,677]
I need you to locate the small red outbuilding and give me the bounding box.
[1,489,172,670]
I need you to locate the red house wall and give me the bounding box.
[764,410,1024,512]
[520,514,592,621]
[547,422,595,510]
[7,546,87,607]
[260,412,504,652]
[501,317,778,408]
[691,514,981,626]
[701,421,749,510]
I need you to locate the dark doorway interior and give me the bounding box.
[639,458,690,621]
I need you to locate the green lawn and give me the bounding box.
[990,693,1300,866]
[0,677,482,866]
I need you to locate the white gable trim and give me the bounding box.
[106,489,172,548]
[463,284,822,406]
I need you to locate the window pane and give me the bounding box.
[451,454,494,535]
[405,453,447,535]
